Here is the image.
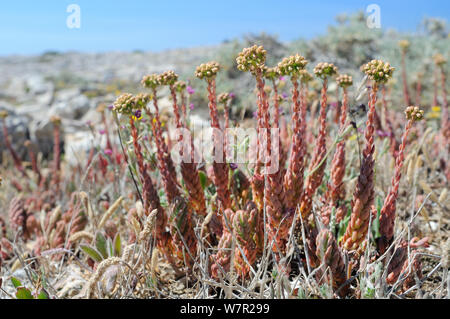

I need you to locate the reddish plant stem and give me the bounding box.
[283,78,306,211]
[377,119,413,254]
[324,87,349,224]
[148,89,179,203]
[300,78,328,219]
[51,123,61,190]
[382,85,398,156]
[433,68,439,107]
[341,83,377,252]
[171,85,206,217]
[1,118,26,176]
[440,67,448,134]
[25,142,41,183]
[206,79,231,211]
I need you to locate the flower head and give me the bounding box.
[50,115,61,126]
[195,61,221,80]
[141,74,161,89]
[0,110,8,119]
[175,80,187,92]
[158,70,178,86]
[299,69,313,83]
[336,74,353,87]
[405,106,424,122]
[218,92,232,104]
[398,40,410,52]
[314,62,338,79]
[96,103,107,113]
[113,93,150,116]
[277,54,308,79]
[236,45,267,75]
[433,53,447,67]
[263,66,280,80]
[362,59,395,83]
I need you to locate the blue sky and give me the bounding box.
[0,0,448,56]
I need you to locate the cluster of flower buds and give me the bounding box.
[263,66,280,80]
[277,54,308,79]
[363,59,395,83]
[336,74,353,88]
[398,39,410,51]
[217,92,232,104]
[50,115,62,126]
[405,106,424,121]
[113,93,150,116]
[299,69,313,83]
[433,53,447,67]
[313,62,338,79]
[195,61,221,80]
[175,80,186,92]
[141,73,161,89]
[236,45,267,75]
[158,70,178,86]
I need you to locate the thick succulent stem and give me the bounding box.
[1,118,26,176]
[316,229,349,296]
[170,86,206,217]
[147,89,179,203]
[283,78,306,211]
[323,87,349,224]
[51,123,61,191]
[300,78,328,219]
[207,79,231,211]
[377,119,413,254]
[341,83,377,252]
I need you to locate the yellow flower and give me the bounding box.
[431,106,441,113]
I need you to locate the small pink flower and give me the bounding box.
[104,149,113,155]
[253,111,257,118]
[99,129,106,135]
[189,103,195,110]
[187,86,195,95]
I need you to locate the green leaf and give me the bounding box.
[95,233,108,259]
[198,171,207,190]
[37,290,49,299]
[11,277,22,288]
[15,287,33,299]
[113,233,122,257]
[80,244,103,262]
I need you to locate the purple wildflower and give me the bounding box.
[189,103,195,110]
[104,149,113,155]
[229,163,238,170]
[187,86,195,95]
[99,129,106,135]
